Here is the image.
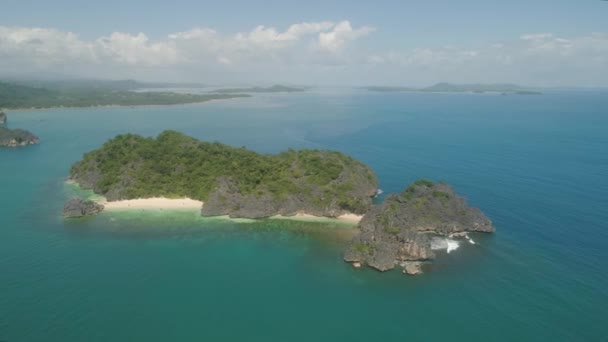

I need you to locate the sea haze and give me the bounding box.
[0,88,607,341]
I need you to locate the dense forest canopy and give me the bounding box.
[70,131,377,213]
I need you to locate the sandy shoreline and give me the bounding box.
[272,212,362,224]
[100,197,204,210]
[97,197,361,223]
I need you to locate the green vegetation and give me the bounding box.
[413,179,434,187]
[210,85,305,94]
[354,243,375,255]
[385,227,401,235]
[70,131,376,213]
[0,81,248,109]
[400,179,435,201]
[432,190,451,205]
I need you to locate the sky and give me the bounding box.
[1,0,607,86]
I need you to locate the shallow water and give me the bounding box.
[1,89,607,341]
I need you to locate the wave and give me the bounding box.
[374,189,384,197]
[431,237,461,253]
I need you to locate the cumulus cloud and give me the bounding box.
[96,32,180,65]
[0,21,372,75]
[0,23,606,86]
[318,21,375,52]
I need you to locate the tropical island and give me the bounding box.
[210,85,306,94]
[66,130,495,275]
[69,130,378,219]
[0,111,39,147]
[364,82,543,95]
[0,80,250,110]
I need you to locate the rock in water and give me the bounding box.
[63,198,104,218]
[0,111,6,125]
[344,179,495,273]
[0,126,39,147]
[402,262,423,275]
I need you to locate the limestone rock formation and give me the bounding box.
[0,126,39,147]
[344,180,495,274]
[63,198,105,218]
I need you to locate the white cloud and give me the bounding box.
[362,32,608,86]
[0,24,607,86]
[318,21,375,52]
[95,32,180,65]
[0,21,372,73]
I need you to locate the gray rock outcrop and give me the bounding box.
[0,111,6,125]
[0,126,39,147]
[345,180,495,274]
[402,262,423,275]
[63,198,105,218]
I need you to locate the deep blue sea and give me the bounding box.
[1,89,607,341]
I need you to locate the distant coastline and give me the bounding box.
[0,80,251,111]
[5,95,250,113]
[363,82,543,95]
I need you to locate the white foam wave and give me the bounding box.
[447,240,459,253]
[431,237,460,253]
[374,189,384,197]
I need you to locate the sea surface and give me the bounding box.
[1,89,607,341]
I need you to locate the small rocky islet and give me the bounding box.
[344,180,495,274]
[0,111,40,147]
[63,198,105,218]
[66,130,495,275]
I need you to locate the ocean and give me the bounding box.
[1,89,607,341]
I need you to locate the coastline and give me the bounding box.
[66,181,363,224]
[271,212,362,224]
[5,96,250,113]
[98,197,204,210]
[94,197,361,224]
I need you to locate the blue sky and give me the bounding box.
[1,0,607,86]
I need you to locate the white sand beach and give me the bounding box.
[96,195,361,223]
[101,197,204,210]
[275,212,363,224]
[335,213,363,224]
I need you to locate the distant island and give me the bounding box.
[0,81,250,110]
[0,111,39,147]
[364,82,543,95]
[66,130,495,275]
[210,85,306,94]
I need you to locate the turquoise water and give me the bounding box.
[1,89,607,341]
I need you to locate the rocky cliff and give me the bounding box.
[0,111,6,125]
[63,198,105,218]
[344,180,495,274]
